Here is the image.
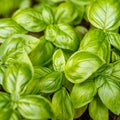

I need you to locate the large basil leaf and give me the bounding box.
[70,0,94,5]
[64,51,105,83]
[98,80,120,115]
[55,2,83,25]
[52,49,66,72]
[12,8,47,32]
[0,18,27,43]
[107,32,120,51]
[79,29,110,63]
[3,62,33,95]
[87,0,120,31]
[89,96,108,120]
[71,80,96,108]
[29,36,54,66]
[52,87,74,120]
[24,66,52,94]
[45,24,79,51]
[18,95,54,119]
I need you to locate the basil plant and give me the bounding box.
[0,0,120,120]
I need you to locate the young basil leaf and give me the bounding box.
[98,80,120,115]
[89,96,108,120]
[45,24,80,51]
[18,95,54,119]
[112,48,120,62]
[79,29,110,63]
[55,2,83,25]
[0,18,27,43]
[24,66,52,94]
[12,8,47,32]
[29,36,54,66]
[87,0,120,31]
[3,62,33,95]
[0,92,10,109]
[64,51,105,83]
[41,5,54,25]
[107,32,120,51]
[74,105,87,119]
[37,71,63,93]
[52,49,66,72]
[71,80,96,108]
[52,87,74,120]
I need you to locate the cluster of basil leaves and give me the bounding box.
[0,0,120,120]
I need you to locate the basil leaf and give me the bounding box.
[107,32,120,51]
[65,51,105,83]
[74,105,87,119]
[0,18,27,43]
[3,62,33,95]
[37,71,63,93]
[71,80,96,108]
[24,67,52,94]
[89,96,108,120]
[98,80,120,114]
[79,29,110,63]
[45,24,79,51]
[87,0,120,31]
[52,49,66,71]
[29,36,54,66]
[12,8,47,32]
[111,48,120,62]
[55,2,83,25]
[18,95,54,119]
[70,0,94,5]
[52,87,74,120]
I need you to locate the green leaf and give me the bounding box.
[40,5,54,25]
[111,48,120,62]
[52,87,74,120]
[87,0,120,31]
[18,95,54,119]
[89,96,108,120]
[71,80,96,108]
[45,24,79,51]
[55,2,83,25]
[70,0,94,5]
[107,32,120,51]
[29,36,54,66]
[74,105,87,119]
[52,49,66,71]
[98,80,120,115]
[64,51,105,83]
[0,18,27,43]
[24,66,52,94]
[79,29,110,63]
[3,62,33,95]
[12,8,47,32]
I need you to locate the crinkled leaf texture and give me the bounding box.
[18,95,55,119]
[87,0,120,31]
[52,87,74,120]
[71,80,96,108]
[45,23,79,51]
[65,51,105,83]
